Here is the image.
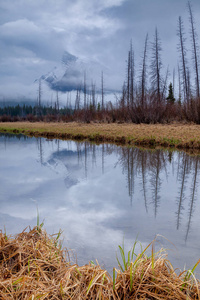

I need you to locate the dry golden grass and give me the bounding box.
[0,226,199,299]
[0,121,200,149]
[0,226,113,299]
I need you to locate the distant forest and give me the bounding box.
[1,1,200,124]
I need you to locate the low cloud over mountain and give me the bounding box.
[37,51,108,93]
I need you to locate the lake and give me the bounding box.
[0,133,200,275]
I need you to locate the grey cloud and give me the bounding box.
[0,0,200,101]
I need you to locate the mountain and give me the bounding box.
[37,51,104,93]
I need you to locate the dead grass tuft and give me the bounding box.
[0,226,199,299]
[114,252,200,299]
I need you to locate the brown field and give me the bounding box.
[0,226,199,299]
[0,121,200,150]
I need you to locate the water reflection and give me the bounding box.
[0,133,200,274]
[117,146,200,241]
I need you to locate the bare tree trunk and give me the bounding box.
[37,78,42,117]
[38,79,42,107]
[75,86,81,111]
[155,29,161,102]
[83,71,87,110]
[178,63,182,102]
[56,91,59,116]
[141,34,148,107]
[173,68,175,97]
[187,68,192,100]
[91,81,96,109]
[188,1,199,98]
[127,50,130,110]
[101,71,104,110]
[83,71,87,121]
[150,28,162,104]
[130,40,134,109]
[162,66,169,99]
[178,16,189,102]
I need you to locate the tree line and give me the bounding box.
[1,1,200,124]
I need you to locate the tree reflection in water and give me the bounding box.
[2,133,199,242]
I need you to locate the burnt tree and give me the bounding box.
[188,1,199,98]
[178,16,189,102]
[140,33,148,107]
[150,28,163,103]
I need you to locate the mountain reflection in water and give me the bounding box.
[0,133,200,275]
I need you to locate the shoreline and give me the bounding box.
[0,121,200,152]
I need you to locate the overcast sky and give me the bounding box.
[0,0,200,104]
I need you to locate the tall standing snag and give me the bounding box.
[188,1,199,98]
[178,16,189,103]
[150,28,162,104]
[101,71,104,110]
[141,33,148,108]
[129,40,134,110]
[125,40,135,113]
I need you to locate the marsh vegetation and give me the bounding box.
[0,121,200,150]
[0,225,200,299]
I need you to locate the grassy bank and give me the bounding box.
[0,121,200,150]
[0,226,199,299]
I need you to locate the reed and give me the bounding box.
[0,226,199,299]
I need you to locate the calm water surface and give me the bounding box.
[0,133,200,274]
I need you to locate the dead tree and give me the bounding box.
[129,40,134,109]
[36,78,42,116]
[173,68,175,97]
[83,71,87,110]
[188,1,199,98]
[126,50,130,110]
[38,79,42,107]
[126,40,135,111]
[83,71,88,121]
[101,71,104,110]
[178,63,182,103]
[75,85,81,111]
[177,16,189,102]
[56,91,60,115]
[141,33,148,107]
[187,68,192,100]
[162,66,169,99]
[91,81,96,109]
[150,28,162,103]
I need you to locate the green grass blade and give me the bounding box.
[127,249,131,268]
[12,277,23,285]
[181,259,200,290]
[131,237,139,261]
[87,274,96,295]
[118,245,126,271]
[116,254,124,272]
[152,243,154,270]
[133,241,153,267]
[189,259,200,278]
[37,208,40,231]
[113,268,116,290]
[102,273,105,284]
[75,268,82,276]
